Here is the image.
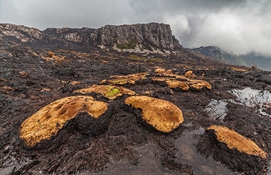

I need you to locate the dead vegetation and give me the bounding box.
[1,44,271,174]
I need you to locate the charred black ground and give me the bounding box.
[1,24,271,175]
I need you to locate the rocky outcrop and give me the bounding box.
[0,23,42,42]
[0,23,182,54]
[92,23,182,53]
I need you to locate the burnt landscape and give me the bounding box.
[1,23,271,175]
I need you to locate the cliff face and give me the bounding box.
[0,23,181,54]
[93,23,181,52]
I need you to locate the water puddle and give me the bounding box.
[230,87,271,117]
[205,100,228,121]
[89,143,179,175]
[205,87,271,173]
[175,128,238,175]
[0,154,31,175]
[205,87,271,121]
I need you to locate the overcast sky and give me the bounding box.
[0,0,270,56]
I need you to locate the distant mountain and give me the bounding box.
[191,46,271,70]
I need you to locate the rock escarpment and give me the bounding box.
[93,23,182,53]
[0,23,181,54]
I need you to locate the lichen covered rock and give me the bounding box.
[125,96,184,132]
[20,96,108,147]
[207,125,267,159]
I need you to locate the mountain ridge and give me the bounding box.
[0,22,182,55]
[191,46,271,70]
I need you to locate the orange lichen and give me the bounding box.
[2,86,13,91]
[108,73,148,85]
[47,51,55,57]
[20,96,108,147]
[152,76,211,91]
[0,77,8,82]
[154,69,189,81]
[231,67,248,72]
[125,96,184,132]
[42,52,65,62]
[184,70,196,78]
[18,71,29,78]
[166,80,190,91]
[207,125,267,159]
[189,80,212,90]
[152,77,190,91]
[70,81,80,85]
[99,79,107,84]
[152,77,168,82]
[73,84,136,99]
[154,68,166,74]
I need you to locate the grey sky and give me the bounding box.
[0,0,270,56]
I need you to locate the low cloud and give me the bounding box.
[0,0,270,56]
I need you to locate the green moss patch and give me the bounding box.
[117,40,137,49]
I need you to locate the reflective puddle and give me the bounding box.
[205,87,271,121]
[205,87,271,173]
[230,87,271,117]
[174,128,237,175]
[89,143,179,175]
[205,100,228,121]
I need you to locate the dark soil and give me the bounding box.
[1,48,271,175]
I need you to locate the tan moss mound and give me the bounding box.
[152,68,212,90]
[125,96,184,132]
[154,69,188,80]
[73,84,136,99]
[152,77,189,91]
[207,125,267,159]
[20,96,108,147]
[152,77,211,91]
[154,68,166,74]
[184,70,196,78]
[154,68,173,74]
[166,80,190,91]
[188,80,212,90]
[18,71,29,78]
[231,67,248,72]
[108,73,148,85]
